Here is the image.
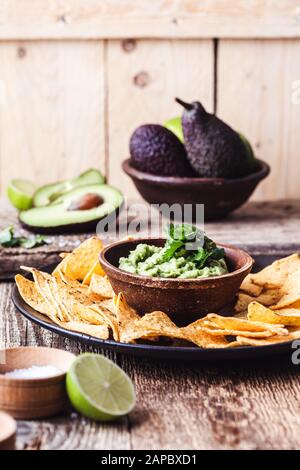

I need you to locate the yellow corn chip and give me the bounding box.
[22,267,107,326]
[15,274,109,339]
[206,313,288,335]
[235,292,257,313]
[201,323,275,338]
[53,237,103,281]
[82,260,105,286]
[181,319,239,348]
[119,311,184,343]
[239,274,263,297]
[248,301,300,326]
[270,269,300,310]
[250,254,300,288]
[88,274,114,299]
[236,332,300,347]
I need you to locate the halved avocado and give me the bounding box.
[20,184,123,234]
[33,169,105,207]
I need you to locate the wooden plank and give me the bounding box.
[217,39,300,200]
[1,199,300,280]
[0,1,300,39]
[0,202,107,280]
[2,277,300,450]
[0,40,105,197]
[107,39,214,197]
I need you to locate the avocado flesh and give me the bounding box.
[176,98,251,178]
[33,169,105,207]
[20,184,123,231]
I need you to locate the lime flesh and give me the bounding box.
[7,179,35,210]
[66,353,136,421]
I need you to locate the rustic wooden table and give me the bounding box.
[1,200,300,450]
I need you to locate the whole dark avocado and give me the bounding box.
[129,124,195,177]
[176,98,251,178]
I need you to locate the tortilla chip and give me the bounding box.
[119,311,184,343]
[99,298,115,313]
[239,274,263,297]
[82,260,105,286]
[201,323,275,338]
[89,274,114,299]
[91,303,119,341]
[15,274,55,319]
[54,268,88,290]
[235,293,257,313]
[236,332,300,346]
[181,319,239,348]
[235,288,281,313]
[114,293,185,343]
[22,267,108,326]
[206,313,288,335]
[250,254,300,288]
[59,252,69,259]
[257,288,282,306]
[248,301,300,326]
[57,321,109,339]
[15,275,109,339]
[270,269,300,310]
[114,292,140,323]
[53,237,103,282]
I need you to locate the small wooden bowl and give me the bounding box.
[0,347,76,419]
[0,412,16,450]
[100,238,253,324]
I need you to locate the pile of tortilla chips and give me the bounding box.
[15,238,300,348]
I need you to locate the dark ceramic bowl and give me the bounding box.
[122,159,270,221]
[99,238,253,325]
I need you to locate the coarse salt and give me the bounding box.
[4,365,62,379]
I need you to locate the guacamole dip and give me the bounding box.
[119,224,228,279]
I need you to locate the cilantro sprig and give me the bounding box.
[0,225,48,249]
[162,223,225,268]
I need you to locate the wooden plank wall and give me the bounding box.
[0,1,299,201]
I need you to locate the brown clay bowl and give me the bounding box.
[99,238,253,325]
[122,159,270,221]
[0,346,76,419]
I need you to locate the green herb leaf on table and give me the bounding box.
[0,225,48,249]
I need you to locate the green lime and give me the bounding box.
[164,116,184,142]
[66,353,136,421]
[7,179,36,211]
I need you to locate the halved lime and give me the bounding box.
[66,354,136,421]
[7,179,35,211]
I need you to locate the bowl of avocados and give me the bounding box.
[8,169,123,234]
[123,98,270,221]
[99,224,253,324]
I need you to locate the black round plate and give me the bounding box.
[11,259,295,361]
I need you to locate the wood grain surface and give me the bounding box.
[218,39,300,201]
[1,199,300,280]
[1,201,300,450]
[0,40,105,191]
[0,23,299,200]
[107,38,214,197]
[0,1,299,39]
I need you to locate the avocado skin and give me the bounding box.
[130,124,195,177]
[180,101,251,178]
[19,204,123,235]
